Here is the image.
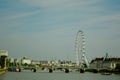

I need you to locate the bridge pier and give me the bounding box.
[31,68,37,72]
[49,68,53,73]
[93,69,99,73]
[80,68,85,73]
[33,68,37,72]
[48,68,55,73]
[64,68,69,73]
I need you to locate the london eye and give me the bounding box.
[75,30,89,67]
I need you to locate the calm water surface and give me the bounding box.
[0,71,120,80]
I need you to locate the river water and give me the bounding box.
[0,70,120,80]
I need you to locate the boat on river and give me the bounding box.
[101,72,112,75]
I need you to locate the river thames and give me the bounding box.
[0,71,120,80]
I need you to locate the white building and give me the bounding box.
[21,57,31,65]
[9,58,14,63]
[0,50,8,69]
[0,50,8,57]
[31,60,40,65]
[90,57,120,69]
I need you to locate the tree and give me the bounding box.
[115,63,120,70]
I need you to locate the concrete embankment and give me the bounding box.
[79,68,120,74]
[0,69,7,75]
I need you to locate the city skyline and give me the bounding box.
[0,0,120,61]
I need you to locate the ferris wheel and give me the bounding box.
[75,30,89,67]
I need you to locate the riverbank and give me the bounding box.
[0,69,7,75]
[79,68,120,74]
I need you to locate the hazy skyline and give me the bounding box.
[0,0,120,61]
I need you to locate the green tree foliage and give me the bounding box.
[115,63,120,70]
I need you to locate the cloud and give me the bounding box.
[20,0,101,8]
[78,13,120,27]
[0,26,75,59]
[0,10,41,21]
[0,0,120,60]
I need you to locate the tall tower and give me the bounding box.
[0,50,8,69]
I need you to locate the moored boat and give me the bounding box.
[101,72,112,75]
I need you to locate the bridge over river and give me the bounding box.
[7,65,119,74]
[8,65,80,73]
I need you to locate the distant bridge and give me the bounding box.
[7,65,80,73]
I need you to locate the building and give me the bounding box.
[0,50,8,69]
[7,58,20,67]
[40,60,50,67]
[31,60,40,65]
[58,60,73,67]
[21,57,31,65]
[9,58,14,63]
[90,56,120,69]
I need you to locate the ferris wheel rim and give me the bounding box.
[75,30,89,67]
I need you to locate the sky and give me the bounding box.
[0,0,120,61]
